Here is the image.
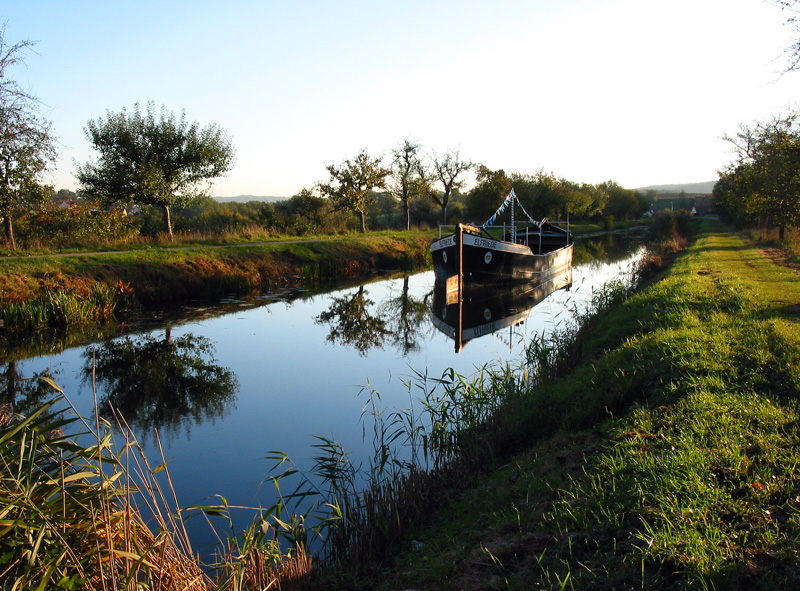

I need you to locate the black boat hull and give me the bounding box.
[430,223,573,285]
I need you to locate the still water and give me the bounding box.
[4,233,643,553]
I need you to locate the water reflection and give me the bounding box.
[378,276,431,355]
[83,327,238,435]
[314,286,392,356]
[430,266,574,352]
[314,276,439,356]
[573,228,647,266]
[1,360,60,416]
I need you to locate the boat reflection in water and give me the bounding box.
[430,265,573,352]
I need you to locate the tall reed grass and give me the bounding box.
[0,283,122,334]
[0,376,313,590]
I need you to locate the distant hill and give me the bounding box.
[213,195,289,203]
[636,181,716,194]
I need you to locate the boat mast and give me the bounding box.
[510,191,516,243]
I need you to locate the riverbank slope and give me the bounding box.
[0,233,431,335]
[367,219,800,590]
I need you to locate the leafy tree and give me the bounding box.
[389,138,426,230]
[288,187,331,229]
[76,101,235,240]
[465,165,512,222]
[20,200,137,246]
[318,149,390,233]
[600,180,642,220]
[408,191,445,228]
[430,148,473,225]
[716,111,800,237]
[634,189,654,216]
[367,190,403,229]
[576,182,609,219]
[257,189,347,235]
[0,26,57,249]
[514,171,569,220]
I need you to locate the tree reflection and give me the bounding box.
[84,328,238,435]
[315,286,391,356]
[315,279,432,356]
[1,360,59,417]
[378,276,431,354]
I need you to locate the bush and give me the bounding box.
[16,203,138,247]
[647,210,693,243]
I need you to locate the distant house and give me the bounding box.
[59,199,78,209]
[127,204,142,215]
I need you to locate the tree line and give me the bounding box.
[1,24,655,250]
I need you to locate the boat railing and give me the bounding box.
[438,220,572,244]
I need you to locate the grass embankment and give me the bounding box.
[372,219,800,590]
[0,233,432,335]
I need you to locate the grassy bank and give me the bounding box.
[0,233,432,334]
[357,219,800,590]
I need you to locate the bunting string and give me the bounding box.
[481,188,538,228]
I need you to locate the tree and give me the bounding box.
[318,149,390,233]
[717,111,800,238]
[771,0,800,72]
[600,180,642,220]
[465,165,512,222]
[0,26,57,249]
[430,148,473,225]
[76,102,235,240]
[389,138,426,231]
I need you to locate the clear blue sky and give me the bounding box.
[4,0,800,197]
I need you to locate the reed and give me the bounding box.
[0,233,432,332]
[0,283,122,333]
[370,219,800,589]
[1,216,692,589]
[0,385,216,590]
[0,377,316,590]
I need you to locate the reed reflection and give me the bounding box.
[83,327,238,435]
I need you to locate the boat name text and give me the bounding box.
[474,238,497,249]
